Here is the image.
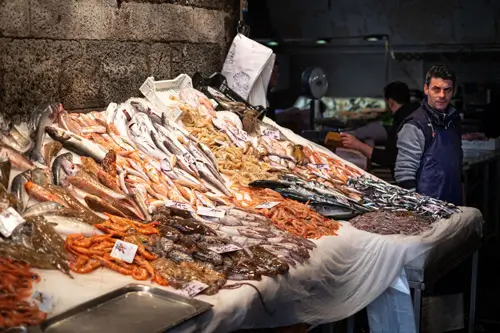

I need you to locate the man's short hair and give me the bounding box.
[425,64,456,87]
[384,81,410,105]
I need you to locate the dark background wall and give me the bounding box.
[0,0,238,116]
[265,0,500,99]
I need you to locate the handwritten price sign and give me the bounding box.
[255,201,280,209]
[110,240,138,263]
[165,200,194,212]
[261,128,280,140]
[208,244,242,254]
[175,280,209,298]
[196,206,226,218]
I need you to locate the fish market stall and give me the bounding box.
[0,76,483,333]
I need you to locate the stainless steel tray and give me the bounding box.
[39,284,213,333]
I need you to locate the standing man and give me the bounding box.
[340,81,419,176]
[394,65,463,205]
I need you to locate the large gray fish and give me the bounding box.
[45,126,106,163]
[11,170,31,213]
[22,201,64,218]
[28,103,60,165]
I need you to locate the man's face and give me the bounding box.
[424,77,454,111]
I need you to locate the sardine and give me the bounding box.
[0,145,35,171]
[0,153,11,189]
[11,171,31,212]
[45,126,107,163]
[29,103,59,164]
[43,141,63,166]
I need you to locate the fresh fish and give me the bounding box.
[10,222,35,248]
[101,149,117,177]
[0,145,35,171]
[52,152,75,185]
[193,251,223,266]
[0,242,56,270]
[198,142,218,166]
[150,130,174,158]
[44,214,104,237]
[31,168,51,186]
[195,161,231,196]
[11,171,31,212]
[0,153,11,189]
[22,202,64,218]
[28,103,59,164]
[29,216,72,278]
[84,194,126,217]
[43,141,63,167]
[168,249,194,263]
[25,181,70,208]
[45,126,107,163]
[105,102,118,124]
[0,130,33,154]
[80,156,102,178]
[97,169,122,193]
[130,100,162,124]
[45,184,104,221]
[58,109,82,135]
[67,169,128,200]
[81,126,106,135]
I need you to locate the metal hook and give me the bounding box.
[237,20,250,36]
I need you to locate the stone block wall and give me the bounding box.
[0,0,238,116]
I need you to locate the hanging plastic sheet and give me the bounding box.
[221,33,275,108]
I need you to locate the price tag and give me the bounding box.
[176,280,209,298]
[110,240,138,263]
[261,128,280,140]
[255,201,280,209]
[165,200,194,212]
[0,207,25,237]
[183,152,196,165]
[208,244,242,254]
[308,163,329,170]
[29,291,55,313]
[196,206,226,218]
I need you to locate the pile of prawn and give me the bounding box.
[0,257,46,329]
[232,187,340,238]
[65,215,169,286]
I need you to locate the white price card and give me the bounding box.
[261,128,280,140]
[183,152,196,165]
[165,200,194,212]
[176,280,209,298]
[29,291,55,313]
[0,207,25,237]
[208,244,242,254]
[110,240,138,263]
[196,206,226,218]
[255,201,280,209]
[308,163,329,170]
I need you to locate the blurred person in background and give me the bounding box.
[394,65,463,205]
[340,81,419,176]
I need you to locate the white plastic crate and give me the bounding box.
[139,74,193,121]
[462,137,500,151]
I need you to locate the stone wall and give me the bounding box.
[0,0,238,116]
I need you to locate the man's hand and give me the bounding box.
[340,133,362,150]
[340,133,373,158]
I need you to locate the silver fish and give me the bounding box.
[29,103,59,164]
[11,171,31,212]
[44,215,104,237]
[52,152,74,186]
[195,161,231,196]
[22,202,64,218]
[45,126,106,163]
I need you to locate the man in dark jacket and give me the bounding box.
[340,81,419,176]
[394,65,463,205]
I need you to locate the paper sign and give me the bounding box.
[183,152,196,165]
[29,291,54,313]
[176,280,209,298]
[208,244,242,254]
[308,163,329,170]
[0,207,25,237]
[255,201,280,209]
[261,128,280,140]
[110,240,138,263]
[197,206,226,218]
[165,200,194,212]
